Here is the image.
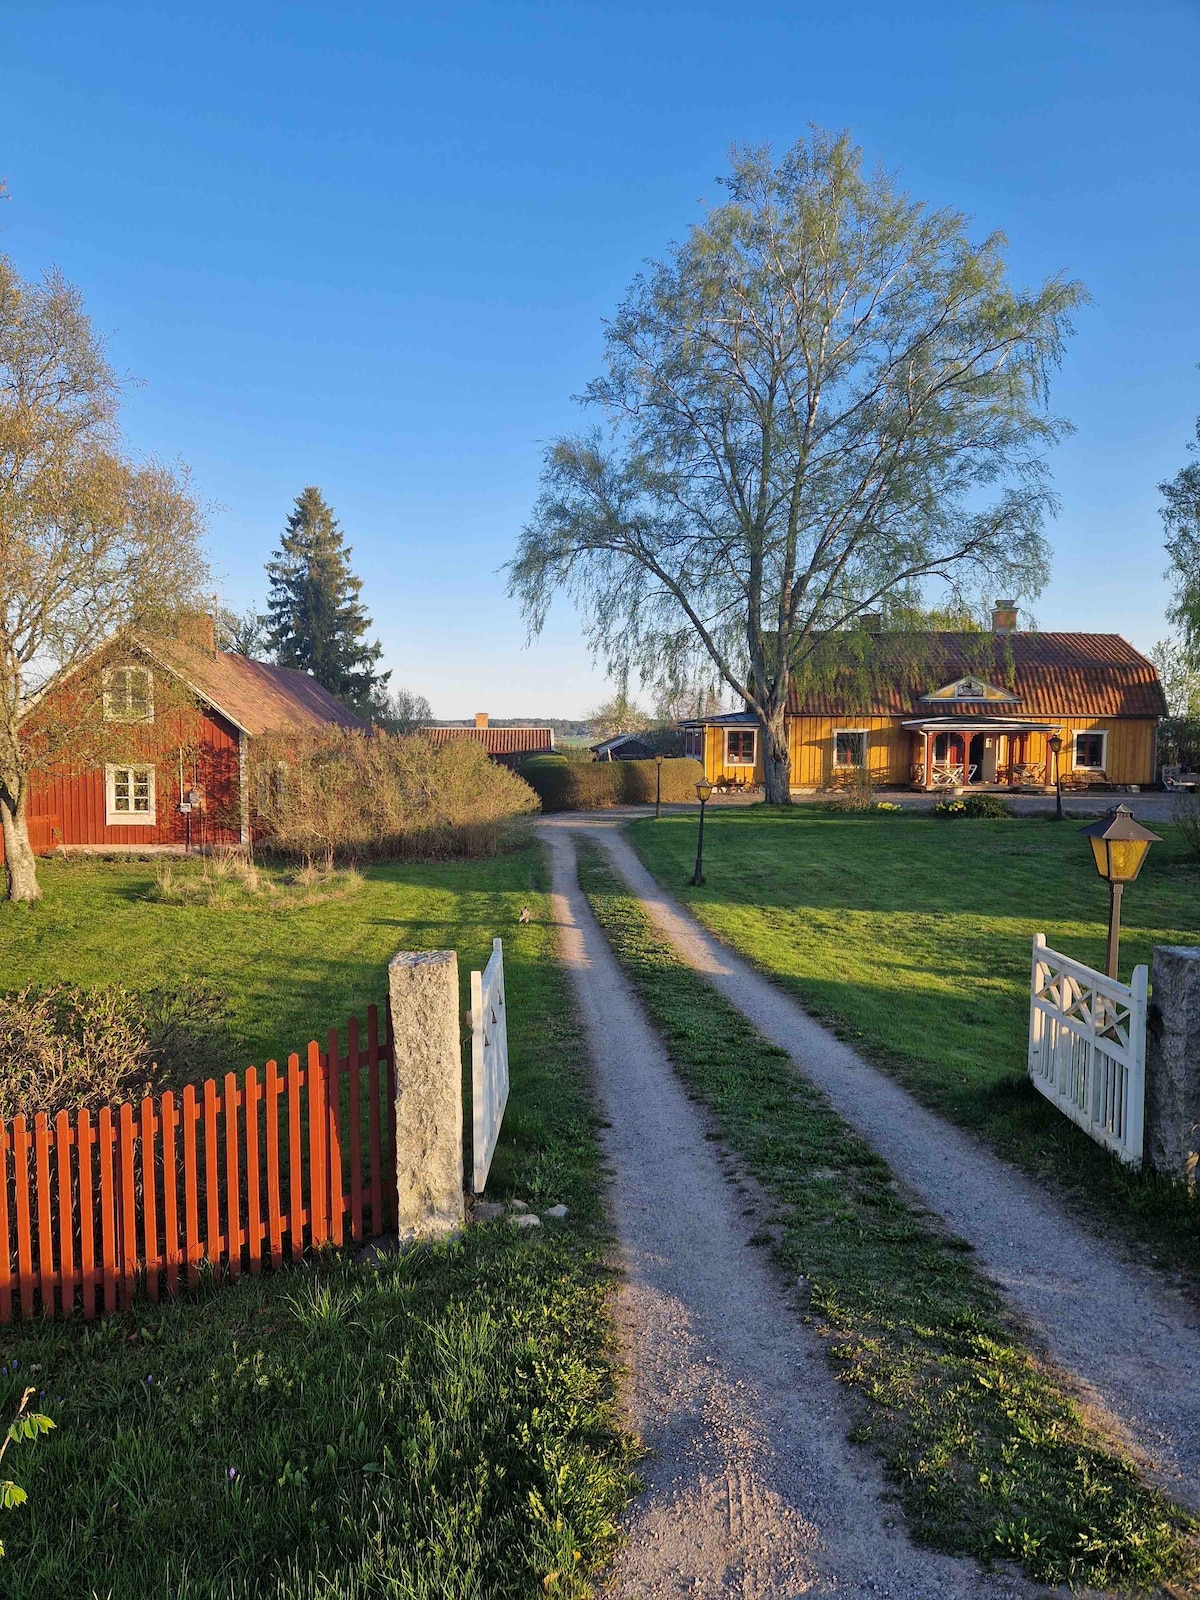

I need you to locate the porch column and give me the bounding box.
[923,731,932,790]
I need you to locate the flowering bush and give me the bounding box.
[934,794,1014,819]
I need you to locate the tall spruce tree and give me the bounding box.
[265,487,388,715]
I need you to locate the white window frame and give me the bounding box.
[725,727,757,767]
[833,728,869,768]
[105,764,157,825]
[1072,729,1107,772]
[102,665,155,723]
[684,727,704,761]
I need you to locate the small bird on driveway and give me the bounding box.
[518,906,532,924]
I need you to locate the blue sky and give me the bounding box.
[4,1,1198,717]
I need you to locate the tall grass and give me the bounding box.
[248,730,539,861]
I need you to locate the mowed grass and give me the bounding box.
[0,842,634,1599]
[577,842,1200,1591]
[629,807,1200,1281]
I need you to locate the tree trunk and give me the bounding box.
[0,789,42,903]
[762,709,792,805]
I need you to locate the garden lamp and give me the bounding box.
[1047,732,1064,822]
[693,778,712,886]
[655,752,664,820]
[1078,805,1161,979]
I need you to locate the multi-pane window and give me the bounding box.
[1073,732,1106,771]
[834,730,867,767]
[103,666,154,722]
[684,728,704,761]
[106,765,156,824]
[726,729,756,766]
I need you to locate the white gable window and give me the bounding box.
[106,764,156,825]
[834,729,868,767]
[103,665,154,723]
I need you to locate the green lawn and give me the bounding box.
[0,843,634,1599]
[628,807,1200,1282]
[576,842,1198,1590]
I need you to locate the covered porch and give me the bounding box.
[902,717,1059,791]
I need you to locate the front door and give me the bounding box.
[968,734,985,785]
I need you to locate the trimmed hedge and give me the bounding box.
[519,756,706,811]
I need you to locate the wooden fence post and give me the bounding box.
[387,950,465,1243]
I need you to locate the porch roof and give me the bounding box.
[901,716,1058,735]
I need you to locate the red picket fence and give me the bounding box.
[0,1004,396,1322]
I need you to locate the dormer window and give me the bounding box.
[103,666,154,723]
[919,674,1019,707]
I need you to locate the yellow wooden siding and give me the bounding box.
[696,715,1157,789]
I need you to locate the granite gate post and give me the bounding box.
[1146,944,1200,1189]
[388,949,466,1240]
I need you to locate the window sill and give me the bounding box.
[105,814,157,827]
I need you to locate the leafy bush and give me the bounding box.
[520,756,705,810]
[0,983,232,1120]
[934,793,1014,819]
[1172,793,1200,861]
[149,855,364,907]
[248,730,539,860]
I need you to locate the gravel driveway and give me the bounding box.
[549,814,1200,1519]
[542,825,1044,1599]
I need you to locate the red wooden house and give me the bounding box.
[4,616,363,860]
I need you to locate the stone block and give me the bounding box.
[388,948,465,1241]
[1146,944,1200,1188]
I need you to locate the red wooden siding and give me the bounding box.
[0,1004,397,1321]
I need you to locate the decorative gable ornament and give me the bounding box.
[919,675,1020,706]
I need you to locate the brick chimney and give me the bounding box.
[475,712,489,729]
[992,600,1018,636]
[860,612,882,633]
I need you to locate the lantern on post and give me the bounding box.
[1047,732,1064,822]
[1077,805,1161,979]
[655,752,664,820]
[693,779,712,887]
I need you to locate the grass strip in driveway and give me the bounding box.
[0,841,635,1600]
[576,841,1198,1593]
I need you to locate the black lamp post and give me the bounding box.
[655,753,664,820]
[693,779,712,886]
[1078,805,1161,979]
[1048,732,1064,821]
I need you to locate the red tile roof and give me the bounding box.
[419,725,554,756]
[786,633,1166,719]
[152,641,366,735]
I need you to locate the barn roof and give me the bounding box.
[150,641,366,735]
[418,725,554,756]
[785,633,1166,720]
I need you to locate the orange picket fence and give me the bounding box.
[0,1004,397,1322]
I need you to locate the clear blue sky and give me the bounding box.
[4,1,1198,717]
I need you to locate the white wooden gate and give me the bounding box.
[471,938,510,1193]
[1028,933,1148,1165]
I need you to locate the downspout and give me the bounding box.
[238,730,250,847]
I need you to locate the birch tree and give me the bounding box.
[0,255,208,901]
[509,131,1083,801]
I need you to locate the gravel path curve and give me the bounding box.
[542,825,1041,1599]
[550,814,1200,1514]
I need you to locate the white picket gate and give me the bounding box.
[471,938,510,1194]
[1027,932,1148,1166]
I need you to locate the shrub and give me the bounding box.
[0,982,233,1120]
[248,730,539,861]
[819,768,875,810]
[934,793,1014,819]
[520,756,705,811]
[1172,793,1200,861]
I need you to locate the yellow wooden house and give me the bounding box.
[682,618,1166,794]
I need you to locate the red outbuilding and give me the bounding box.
[3,615,363,861]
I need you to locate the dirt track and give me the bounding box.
[547,814,1200,1518]
[542,824,1043,1599]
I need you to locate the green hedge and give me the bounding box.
[519,756,706,811]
